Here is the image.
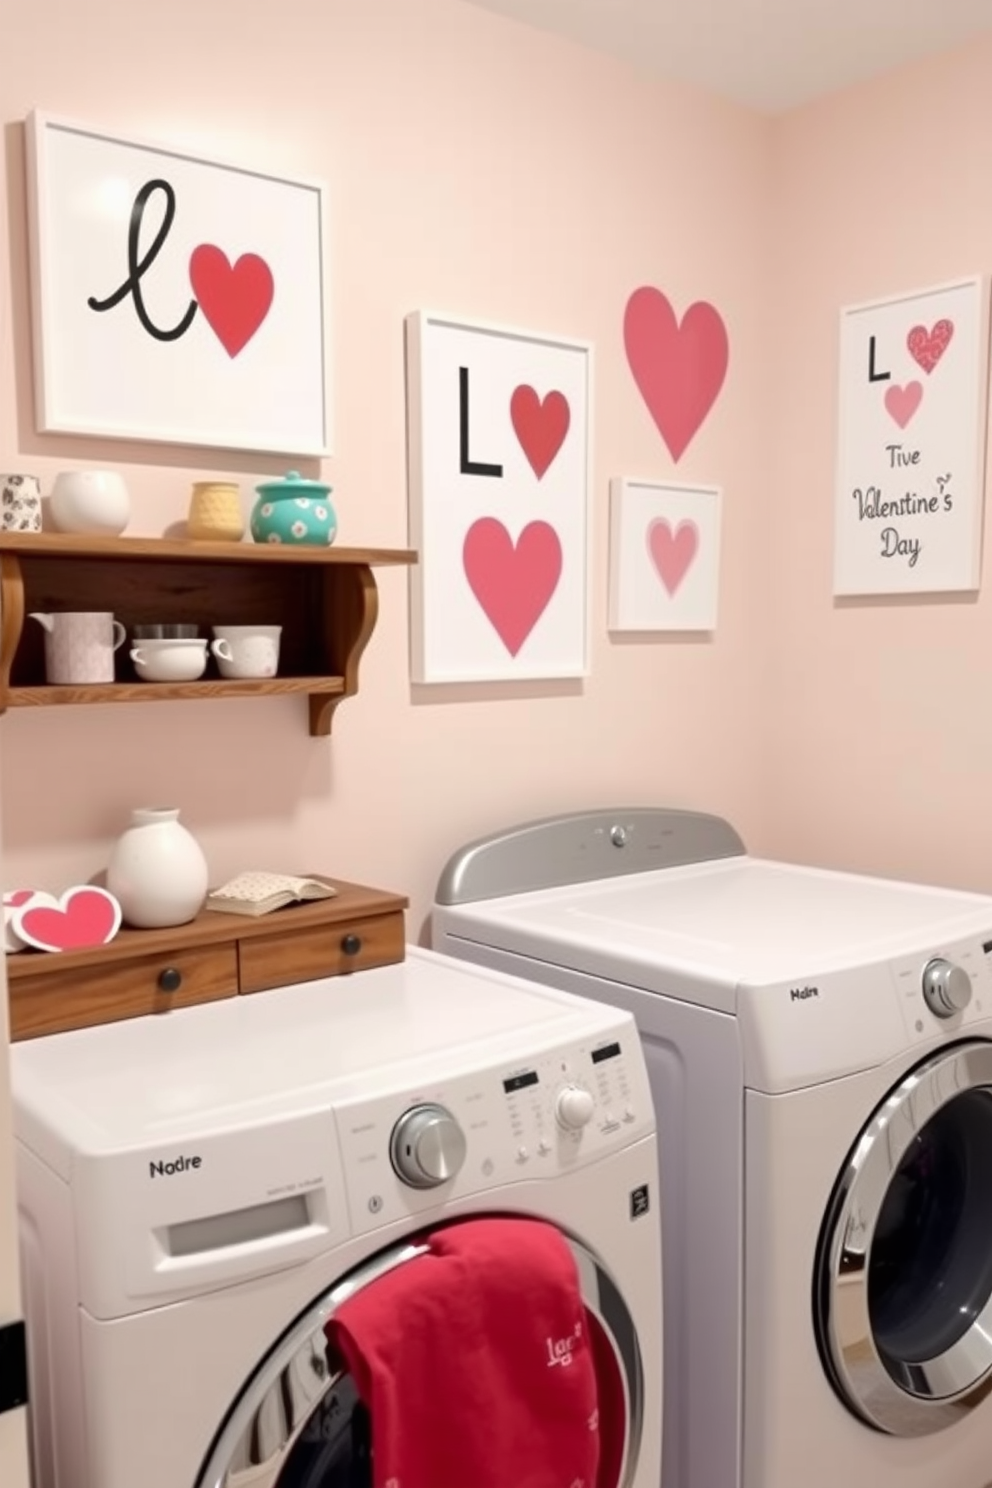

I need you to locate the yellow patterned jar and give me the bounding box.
[187,482,244,542]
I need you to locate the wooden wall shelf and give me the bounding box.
[5,876,408,1041]
[0,533,416,736]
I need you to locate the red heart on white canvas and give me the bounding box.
[884,381,923,429]
[462,517,563,656]
[648,519,698,595]
[907,319,953,374]
[3,889,53,953]
[509,386,571,479]
[13,886,122,954]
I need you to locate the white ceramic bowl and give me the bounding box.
[130,638,207,683]
[51,470,130,536]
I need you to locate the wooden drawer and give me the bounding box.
[8,943,238,1041]
[238,910,406,994]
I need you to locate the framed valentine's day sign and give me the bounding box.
[834,276,987,596]
[25,111,330,455]
[406,311,591,683]
[608,479,721,632]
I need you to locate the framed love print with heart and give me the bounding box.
[834,276,987,597]
[608,479,722,633]
[25,111,330,456]
[406,311,591,683]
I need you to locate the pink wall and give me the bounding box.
[767,35,992,892]
[0,0,773,937]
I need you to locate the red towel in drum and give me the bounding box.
[324,1216,603,1488]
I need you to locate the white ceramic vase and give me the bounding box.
[107,807,208,928]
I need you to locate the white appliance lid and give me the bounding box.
[11,947,627,1167]
[444,856,992,990]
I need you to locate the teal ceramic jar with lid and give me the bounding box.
[250,471,337,546]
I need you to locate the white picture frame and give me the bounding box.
[608,478,722,632]
[833,276,987,596]
[25,110,331,456]
[406,310,592,683]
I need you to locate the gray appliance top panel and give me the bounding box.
[435,808,746,905]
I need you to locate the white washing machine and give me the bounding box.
[433,807,992,1488]
[11,947,661,1488]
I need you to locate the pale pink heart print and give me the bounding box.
[884,381,923,429]
[648,519,698,595]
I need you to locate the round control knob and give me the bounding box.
[390,1104,467,1189]
[922,957,972,1019]
[555,1085,595,1130]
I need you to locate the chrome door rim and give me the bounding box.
[195,1227,643,1488]
[816,1040,992,1435]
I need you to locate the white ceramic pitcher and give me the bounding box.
[30,611,126,684]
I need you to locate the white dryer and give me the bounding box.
[433,807,992,1488]
[11,947,661,1488]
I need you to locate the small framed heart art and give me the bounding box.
[608,479,722,633]
[25,111,329,457]
[11,886,122,954]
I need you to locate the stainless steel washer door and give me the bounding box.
[195,1229,643,1488]
[815,1040,992,1435]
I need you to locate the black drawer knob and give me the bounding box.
[158,967,183,993]
[340,934,362,957]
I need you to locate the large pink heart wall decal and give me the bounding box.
[13,886,122,953]
[884,381,923,429]
[624,288,729,462]
[907,319,953,375]
[189,245,274,357]
[463,518,562,656]
[648,519,698,595]
[510,386,570,479]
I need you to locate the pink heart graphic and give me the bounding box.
[14,886,122,954]
[510,386,570,479]
[189,244,274,358]
[648,519,698,595]
[907,319,954,375]
[884,381,923,429]
[463,518,562,656]
[623,288,729,462]
[3,888,51,953]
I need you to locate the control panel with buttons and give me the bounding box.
[891,934,992,1044]
[334,1027,652,1236]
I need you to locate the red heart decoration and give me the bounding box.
[510,386,570,479]
[624,288,729,462]
[647,519,698,595]
[14,886,122,954]
[189,244,274,358]
[463,517,562,657]
[907,319,954,375]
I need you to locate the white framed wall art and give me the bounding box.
[406,310,592,683]
[834,276,988,596]
[25,111,331,456]
[608,478,722,632]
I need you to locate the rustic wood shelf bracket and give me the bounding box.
[0,552,26,717]
[309,563,379,737]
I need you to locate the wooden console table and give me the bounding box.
[5,877,407,1041]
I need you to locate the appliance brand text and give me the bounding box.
[149,1155,202,1178]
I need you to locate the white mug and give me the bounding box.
[211,625,282,679]
[29,612,126,684]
